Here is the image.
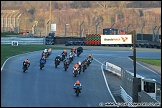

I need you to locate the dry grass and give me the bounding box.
[1,7,161,36]
[144,8,161,14]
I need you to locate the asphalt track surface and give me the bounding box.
[1,46,161,107]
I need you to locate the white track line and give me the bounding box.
[101,64,117,103]
[1,57,13,71]
[93,58,105,66]
[1,50,41,71]
[93,58,117,103]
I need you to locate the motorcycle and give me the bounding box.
[74,86,82,96]
[55,59,60,68]
[22,63,28,72]
[64,62,69,71]
[73,67,79,77]
[82,61,87,72]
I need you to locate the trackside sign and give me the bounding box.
[51,24,56,31]
[101,35,132,44]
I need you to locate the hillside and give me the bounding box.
[1,1,161,36]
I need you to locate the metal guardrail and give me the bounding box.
[120,86,133,105]
[1,37,44,44]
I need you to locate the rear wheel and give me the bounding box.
[83,65,86,72]
[40,64,43,70]
[40,67,42,70]
[77,53,79,57]
[76,89,79,96]
[23,69,26,72]
[55,62,57,68]
[87,62,89,66]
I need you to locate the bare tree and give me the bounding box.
[118,1,130,10]
[25,1,38,15]
[26,1,38,9]
[96,1,112,8]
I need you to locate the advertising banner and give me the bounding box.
[101,35,132,44]
[106,62,121,77]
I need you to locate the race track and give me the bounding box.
[1,47,161,107]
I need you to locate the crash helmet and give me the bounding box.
[88,53,92,57]
[25,59,29,62]
[63,50,67,53]
[76,80,80,84]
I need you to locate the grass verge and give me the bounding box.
[1,44,161,67]
[136,58,161,67]
[1,44,69,67]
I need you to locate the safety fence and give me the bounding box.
[1,37,45,45]
[120,86,133,103]
[120,86,134,107]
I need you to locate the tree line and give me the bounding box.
[1,1,161,10]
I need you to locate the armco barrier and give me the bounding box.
[120,86,134,107]
[1,37,45,44]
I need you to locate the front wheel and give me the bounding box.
[69,58,72,63]
[74,73,77,77]
[23,67,27,72]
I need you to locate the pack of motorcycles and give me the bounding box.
[22,49,93,96]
